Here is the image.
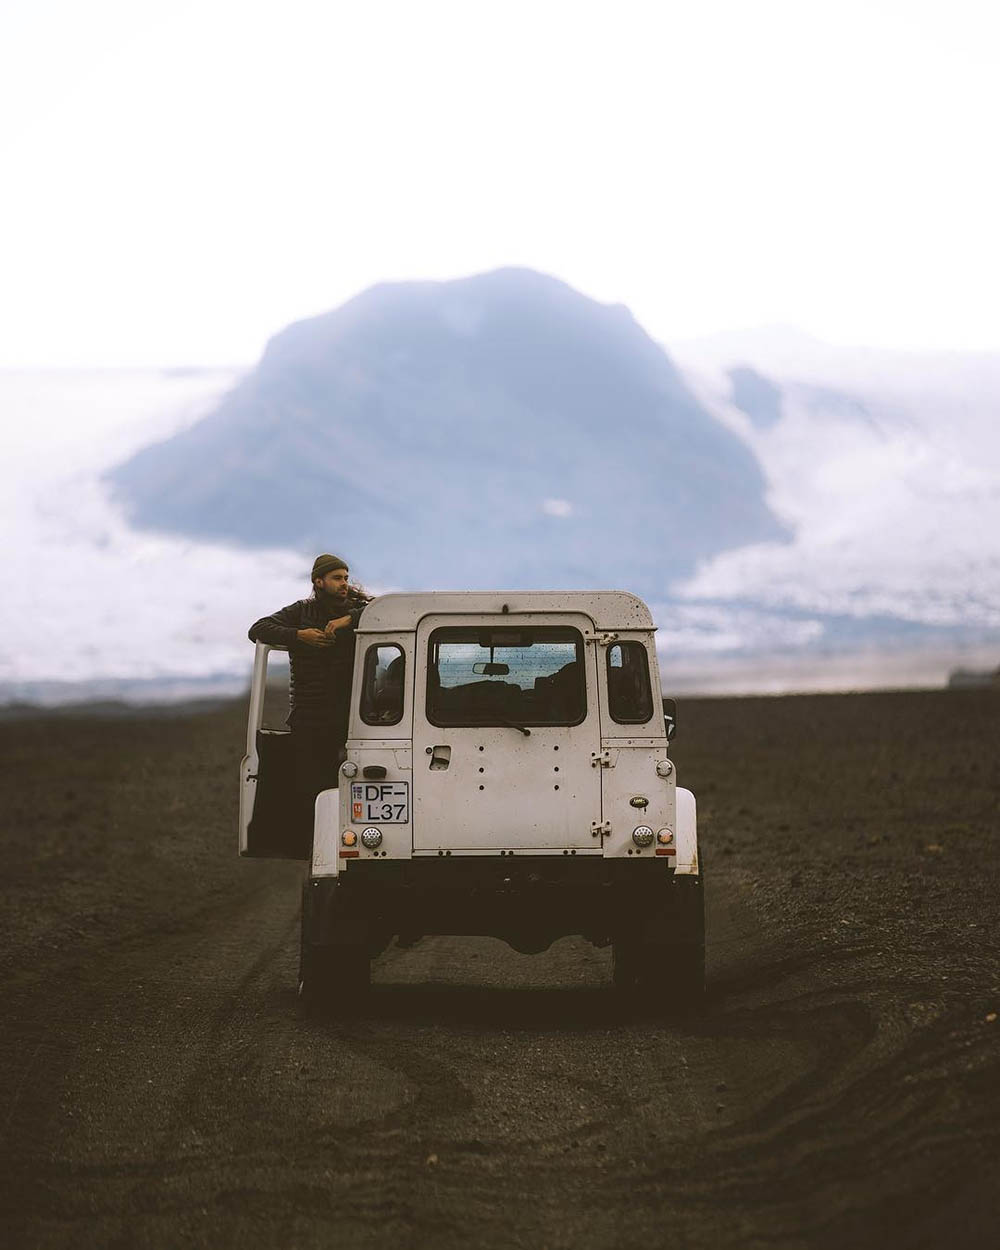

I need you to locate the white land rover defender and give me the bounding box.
[240,591,702,1006]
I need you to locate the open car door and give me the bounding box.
[239,643,313,859]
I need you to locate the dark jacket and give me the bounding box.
[248,589,372,730]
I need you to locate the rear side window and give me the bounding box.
[606,641,653,724]
[360,644,406,725]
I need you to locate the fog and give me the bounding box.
[2,1,998,701]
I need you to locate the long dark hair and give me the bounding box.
[310,577,371,605]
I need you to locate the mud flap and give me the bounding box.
[299,879,372,1007]
[301,878,372,949]
[614,870,705,1003]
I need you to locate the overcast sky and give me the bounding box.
[1,0,997,367]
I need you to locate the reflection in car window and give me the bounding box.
[360,644,405,725]
[606,641,653,724]
[260,649,291,731]
[427,627,585,727]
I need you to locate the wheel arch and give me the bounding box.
[674,786,699,875]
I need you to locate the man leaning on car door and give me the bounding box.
[248,553,372,834]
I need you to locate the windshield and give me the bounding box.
[427,626,586,727]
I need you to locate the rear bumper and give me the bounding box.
[303,856,700,954]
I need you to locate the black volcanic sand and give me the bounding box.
[1,690,998,1249]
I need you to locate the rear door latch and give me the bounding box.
[591,820,612,837]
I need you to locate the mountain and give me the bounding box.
[667,328,1000,635]
[106,269,788,594]
[4,334,999,704]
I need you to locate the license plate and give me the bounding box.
[351,781,409,824]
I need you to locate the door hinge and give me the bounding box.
[590,749,615,768]
[591,820,612,837]
[584,631,620,647]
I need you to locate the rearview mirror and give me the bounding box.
[474,662,510,676]
[663,698,677,741]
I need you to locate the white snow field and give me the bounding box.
[2,341,998,702]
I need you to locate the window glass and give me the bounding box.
[606,641,653,724]
[360,644,406,725]
[261,650,291,731]
[427,627,585,727]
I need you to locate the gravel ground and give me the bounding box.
[1,689,998,1249]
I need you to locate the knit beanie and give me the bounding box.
[311,553,348,581]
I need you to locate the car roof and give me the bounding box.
[356,590,655,633]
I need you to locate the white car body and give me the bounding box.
[240,591,702,1003]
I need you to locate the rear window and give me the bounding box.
[606,641,653,724]
[360,644,406,725]
[427,627,586,727]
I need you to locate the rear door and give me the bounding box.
[240,644,312,859]
[412,613,602,851]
